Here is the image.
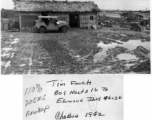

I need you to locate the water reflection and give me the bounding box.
[94,39,150,62]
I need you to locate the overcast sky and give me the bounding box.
[0,0,150,10]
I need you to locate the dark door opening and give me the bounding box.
[41,12,48,16]
[69,13,80,28]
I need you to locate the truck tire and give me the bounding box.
[136,27,141,31]
[61,26,68,33]
[138,28,141,31]
[39,26,46,33]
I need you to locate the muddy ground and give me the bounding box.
[1,28,150,74]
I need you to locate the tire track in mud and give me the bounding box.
[1,31,150,74]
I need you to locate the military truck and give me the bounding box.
[130,22,142,31]
[35,16,69,33]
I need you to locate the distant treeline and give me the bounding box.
[100,10,150,13]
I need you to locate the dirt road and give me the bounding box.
[1,28,150,74]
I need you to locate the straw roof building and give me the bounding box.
[13,0,100,30]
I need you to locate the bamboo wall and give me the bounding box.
[80,13,97,28]
[20,12,40,30]
[19,12,98,30]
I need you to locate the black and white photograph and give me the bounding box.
[0,1,152,120]
[1,0,150,74]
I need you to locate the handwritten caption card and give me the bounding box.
[23,75,123,120]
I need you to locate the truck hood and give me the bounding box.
[57,21,67,24]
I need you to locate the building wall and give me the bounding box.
[19,12,69,30]
[48,13,69,24]
[19,12,98,30]
[80,12,97,28]
[19,12,40,30]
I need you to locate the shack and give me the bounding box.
[13,0,100,30]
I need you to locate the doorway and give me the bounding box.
[41,12,48,16]
[69,13,80,28]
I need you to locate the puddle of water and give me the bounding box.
[2,48,13,51]
[1,35,20,58]
[121,40,150,51]
[94,42,118,62]
[19,64,26,67]
[4,61,11,68]
[125,63,137,68]
[1,35,22,74]
[29,58,33,66]
[97,40,150,51]
[94,40,150,62]
[100,13,121,18]
[89,68,100,73]
[27,70,32,75]
[116,53,139,60]
[120,34,127,37]
[1,53,11,58]
[11,38,19,44]
[68,41,96,57]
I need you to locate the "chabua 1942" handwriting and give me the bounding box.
[55,111,105,120]
[55,111,79,120]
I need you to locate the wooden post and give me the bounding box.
[19,13,22,30]
[96,12,98,28]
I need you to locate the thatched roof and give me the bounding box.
[14,1,100,12]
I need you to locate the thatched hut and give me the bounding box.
[13,0,100,30]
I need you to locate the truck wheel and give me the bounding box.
[39,26,46,33]
[61,26,68,33]
[137,28,140,31]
